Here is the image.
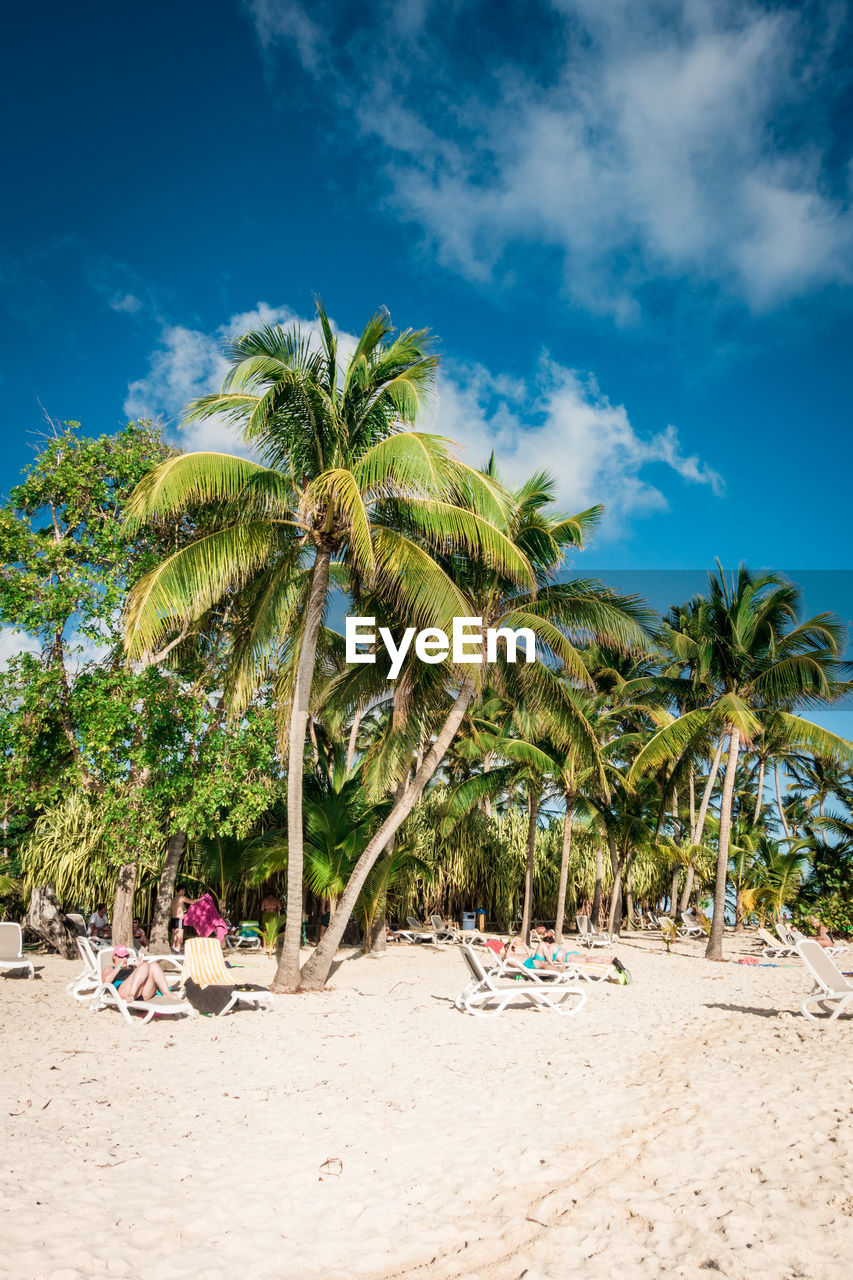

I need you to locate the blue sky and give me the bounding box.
[2,0,853,595]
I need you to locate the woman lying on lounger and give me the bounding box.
[503,935,566,971]
[102,948,171,999]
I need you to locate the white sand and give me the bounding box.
[1,935,851,1280]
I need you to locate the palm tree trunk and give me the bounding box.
[112,860,137,947]
[706,726,741,961]
[774,762,791,839]
[693,736,725,844]
[607,854,623,938]
[679,736,725,916]
[149,829,186,951]
[670,865,680,917]
[554,797,574,942]
[752,757,765,826]
[296,677,477,991]
[520,789,540,945]
[482,752,493,819]
[345,706,363,775]
[678,859,695,916]
[369,774,409,955]
[591,843,604,926]
[606,831,621,937]
[275,548,332,992]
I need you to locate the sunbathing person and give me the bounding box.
[503,934,563,971]
[132,917,149,948]
[807,915,835,948]
[102,948,171,999]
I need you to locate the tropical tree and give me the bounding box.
[123,302,522,988]
[630,565,852,960]
[297,468,650,987]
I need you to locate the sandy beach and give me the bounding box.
[1,936,850,1280]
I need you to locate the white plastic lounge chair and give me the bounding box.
[65,912,87,936]
[753,926,794,957]
[678,912,704,938]
[90,947,194,1024]
[66,935,104,1000]
[498,945,605,985]
[757,926,797,958]
[786,925,848,960]
[68,935,182,1000]
[0,923,34,979]
[575,915,611,948]
[429,914,457,943]
[182,936,273,1013]
[224,921,263,950]
[796,939,853,1021]
[398,916,434,943]
[455,946,586,1018]
[768,926,799,957]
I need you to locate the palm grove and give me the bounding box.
[2,304,852,988]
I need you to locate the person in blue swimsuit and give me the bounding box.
[101,948,171,1000]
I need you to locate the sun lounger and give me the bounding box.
[67,935,105,1000]
[678,912,704,938]
[796,939,853,1022]
[0,923,35,979]
[397,916,434,943]
[785,925,848,960]
[576,914,611,948]
[429,914,457,943]
[224,921,263,950]
[182,936,273,1013]
[757,926,797,958]
[90,947,194,1024]
[455,946,587,1018]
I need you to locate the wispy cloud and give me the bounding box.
[243,0,853,317]
[431,356,723,529]
[123,303,364,455]
[126,301,722,533]
[124,304,299,454]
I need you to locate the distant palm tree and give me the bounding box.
[630,564,851,960]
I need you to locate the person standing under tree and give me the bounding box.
[169,885,199,952]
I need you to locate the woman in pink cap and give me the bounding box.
[102,948,171,999]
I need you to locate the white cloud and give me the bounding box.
[124,303,360,455]
[126,302,721,534]
[110,292,143,315]
[243,0,853,316]
[0,627,40,670]
[431,357,722,530]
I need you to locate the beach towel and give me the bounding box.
[184,893,229,941]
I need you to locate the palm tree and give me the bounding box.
[297,467,651,989]
[630,564,852,960]
[123,302,522,990]
[439,691,602,945]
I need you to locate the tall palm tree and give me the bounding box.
[123,302,523,990]
[297,467,651,989]
[630,564,852,960]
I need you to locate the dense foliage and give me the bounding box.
[3,312,852,970]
